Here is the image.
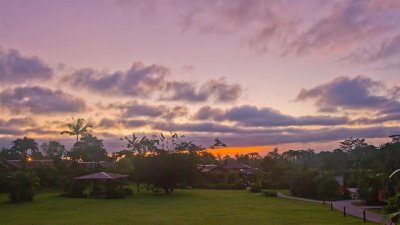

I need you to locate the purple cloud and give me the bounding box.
[65,63,242,103]
[194,105,348,127]
[0,86,86,114]
[0,47,53,84]
[158,0,400,67]
[295,76,400,113]
[64,62,169,98]
[162,78,242,103]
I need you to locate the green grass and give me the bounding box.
[0,189,372,225]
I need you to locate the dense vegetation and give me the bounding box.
[0,117,399,215]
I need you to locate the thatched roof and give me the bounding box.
[73,172,129,180]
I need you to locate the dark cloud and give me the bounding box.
[152,121,245,133]
[0,47,53,84]
[97,117,148,129]
[0,117,36,127]
[64,62,170,98]
[193,106,224,120]
[98,118,117,129]
[0,127,24,136]
[65,63,242,103]
[0,86,86,114]
[189,126,400,147]
[162,78,242,103]
[122,119,149,128]
[222,105,348,127]
[295,76,400,113]
[194,105,348,127]
[101,101,189,119]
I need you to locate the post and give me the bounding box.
[323,200,325,205]
[330,202,333,210]
[363,211,366,223]
[343,206,346,217]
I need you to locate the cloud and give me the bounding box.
[162,78,242,103]
[193,106,224,120]
[65,63,242,103]
[100,101,189,120]
[295,76,400,113]
[194,105,348,127]
[189,125,400,147]
[64,62,169,98]
[0,86,86,114]
[0,47,53,84]
[0,117,36,127]
[97,117,149,129]
[0,127,24,136]
[158,0,400,67]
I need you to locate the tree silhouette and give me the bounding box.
[11,137,40,160]
[60,117,92,144]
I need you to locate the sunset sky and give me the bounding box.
[0,0,399,154]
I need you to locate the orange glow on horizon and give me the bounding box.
[208,145,273,157]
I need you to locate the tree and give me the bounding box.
[339,137,367,153]
[41,140,66,160]
[389,134,400,143]
[60,117,92,144]
[7,171,39,202]
[315,174,339,200]
[67,134,107,163]
[11,137,41,160]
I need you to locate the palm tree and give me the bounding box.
[11,136,39,159]
[60,117,92,144]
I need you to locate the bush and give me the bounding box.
[250,183,261,193]
[7,171,39,202]
[63,181,87,198]
[105,182,124,199]
[263,190,278,197]
[384,194,400,214]
[123,187,133,196]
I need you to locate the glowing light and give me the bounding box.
[208,145,273,157]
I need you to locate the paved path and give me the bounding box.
[277,192,383,223]
[332,200,382,223]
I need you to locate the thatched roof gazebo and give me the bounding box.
[73,172,129,180]
[72,172,130,198]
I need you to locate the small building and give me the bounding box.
[199,164,228,176]
[224,160,252,170]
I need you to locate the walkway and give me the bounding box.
[277,192,383,223]
[332,200,382,223]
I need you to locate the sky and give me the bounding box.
[0,0,400,155]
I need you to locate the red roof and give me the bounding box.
[73,172,129,180]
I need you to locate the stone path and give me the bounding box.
[277,192,383,223]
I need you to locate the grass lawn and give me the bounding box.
[0,189,372,225]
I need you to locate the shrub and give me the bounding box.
[105,182,124,199]
[63,181,87,198]
[384,194,400,214]
[250,183,261,193]
[263,190,278,197]
[7,171,39,202]
[123,187,133,196]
